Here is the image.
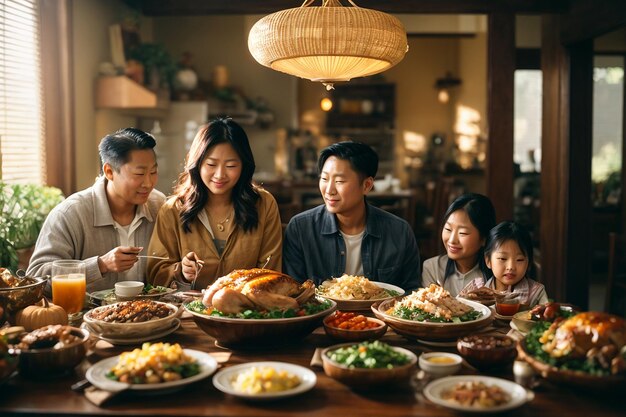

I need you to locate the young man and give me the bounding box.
[27,128,166,292]
[283,141,420,291]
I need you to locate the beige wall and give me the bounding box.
[385,37,460,185]
[151,15,298,175]
[72,0,137,189]
[73,6,491,187]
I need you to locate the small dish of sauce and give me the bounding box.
[495,302,521,316]
[426,356,457,364]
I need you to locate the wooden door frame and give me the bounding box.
[486,13,515,222]
[540,0,626,308]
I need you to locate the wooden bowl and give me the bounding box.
[371,298,492,342]
[186,297,336,348]
[457,334,517,369]
[323,315,387,342]
[321,342,417,388]
[516,339,626,390]
[18,326,89,376]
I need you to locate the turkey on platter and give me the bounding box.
[202,268,315,314]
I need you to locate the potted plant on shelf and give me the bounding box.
[0,182,64,271]
[127,43,177,91]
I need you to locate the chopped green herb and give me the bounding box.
[392,305,481,323]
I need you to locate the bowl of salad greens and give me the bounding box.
[184,296,336,348]
[371,297,492,342]
[321,340,417,388]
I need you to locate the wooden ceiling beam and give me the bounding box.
[125,0,568,16]
[559,0,626,45]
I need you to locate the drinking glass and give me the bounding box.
[52,260,86,324]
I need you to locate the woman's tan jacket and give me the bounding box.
[146,188,283,289]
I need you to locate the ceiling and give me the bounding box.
[124,0,569,16]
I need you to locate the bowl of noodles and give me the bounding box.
[316,275,404,311]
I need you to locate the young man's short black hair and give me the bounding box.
[98,127,156,173]
[317,141,378,180]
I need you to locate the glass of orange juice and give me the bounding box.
[52,260,86,324]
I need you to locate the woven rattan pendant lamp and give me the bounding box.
[248,0,408,90]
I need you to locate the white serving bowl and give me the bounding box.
[419,352,462,377]
[114,281,144,298]
[83,300,179,339]
[317,281,404,311]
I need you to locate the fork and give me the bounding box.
[191,259,205,290]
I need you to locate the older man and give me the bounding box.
[27,128,166,292]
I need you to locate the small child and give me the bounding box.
[460,221,548,308]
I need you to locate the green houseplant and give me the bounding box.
[127,43,177,90]
[0,182,64,271]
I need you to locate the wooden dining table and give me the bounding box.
[0,313,623,417]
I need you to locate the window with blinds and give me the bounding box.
[0,0,44,184]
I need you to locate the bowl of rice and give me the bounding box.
[316,274,404,311]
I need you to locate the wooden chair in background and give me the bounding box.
[418,177,466,259]
[605,232,626,315]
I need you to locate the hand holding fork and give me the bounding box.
[182,252,205,288]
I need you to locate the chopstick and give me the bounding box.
[137,255,170,260]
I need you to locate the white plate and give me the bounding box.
[423,375,534,413]
[212,361,316,400]
[82,318,181,345]
[86,349,218,392]
[317,281,404,311]
[509,320,527,335]
[90,287,176,304]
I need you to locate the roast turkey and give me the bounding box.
[540,312,626,374]
[202,268,315,314]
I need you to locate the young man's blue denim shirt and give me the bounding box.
[283,203,421,292]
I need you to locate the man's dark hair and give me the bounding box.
[98,127,156,173]
[317,141,378,180]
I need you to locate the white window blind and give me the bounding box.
[0,0,44,184]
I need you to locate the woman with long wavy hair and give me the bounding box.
[146,118,282,289]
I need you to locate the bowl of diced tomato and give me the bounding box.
[323,311,387,342]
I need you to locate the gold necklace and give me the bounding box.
[210,210,232,232]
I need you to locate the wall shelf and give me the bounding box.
[95,76,169,110]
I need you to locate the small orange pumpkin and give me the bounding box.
[15,297,67,331]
